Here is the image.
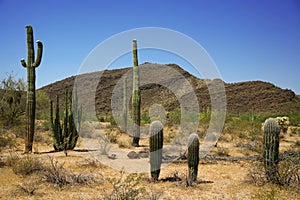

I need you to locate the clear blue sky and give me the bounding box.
[0,0,300,94]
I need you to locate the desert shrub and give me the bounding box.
[41,157,98,188]
[141,114,150,125]
[0,74,26,128]
[98,134,112,155]
[0,130,15,150]
[34,129,51,145]
[105,171,146,200]
[166,109,181,125]
[276,151,300,188]
[35,90,50,120]
[289,113,300,126]
[224,115,262,140]
[106,115,117,126]
[248,151,300,191]
[35,120,50,132]
[215,147,229,157]
[290,127,300,135]
[16,179,40,196]
[104,127,121,143]
[118,137,131,148]
[7,152,43,176]
[98,115,106,122]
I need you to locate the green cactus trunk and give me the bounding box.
[50,96,62,151]
[187,133,200,183]
[263,118,280,183]
[20,25,43,153]
[123,77,127,133]
[150,120,163,181]
[49,90,81,153]
[132,39,141,147]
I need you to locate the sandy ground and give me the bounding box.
[0,128,299,200]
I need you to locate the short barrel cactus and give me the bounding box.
[149,120,163,181]
[263,118,280,183]
[187,133,200,183]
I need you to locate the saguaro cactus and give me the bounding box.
[187,133,200,183]
[132,39,141,146]
[149,120,163,181]
[50,90,81,153]
[20,25,43,153]
[263,118,280,183]
[123,77,127,133]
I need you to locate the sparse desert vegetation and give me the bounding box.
[1,108,300,199]
[1,24,300,200]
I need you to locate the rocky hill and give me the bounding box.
[40,63,300,117]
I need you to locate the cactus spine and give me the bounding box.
[20,25,43,153]
[149,120,163,181]
[263,118,280,183]
[123,76,127,133]
[187,133,200,183]
[132,39,141,146]
[50,90,81,153]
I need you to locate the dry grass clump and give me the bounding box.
[6,151,43,176]
[41,156,100,188]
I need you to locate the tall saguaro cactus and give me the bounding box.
[187,133,200,184]
[150,120,163,181]
[20,25,43,153]
[132,39,141,146]
[263,118,280,183]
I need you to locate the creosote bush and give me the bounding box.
[105,170,146,200]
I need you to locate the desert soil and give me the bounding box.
[0,127,299,200]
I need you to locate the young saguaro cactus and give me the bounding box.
[20,25,43,153]
[150,120,163,181]
[187,133,200,183]
[263,118,280,183]
[132,39,141,147]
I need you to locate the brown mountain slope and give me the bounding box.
[40,63,300,116]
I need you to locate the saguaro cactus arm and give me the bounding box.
[33,40,43,67]
[20,26,43,68]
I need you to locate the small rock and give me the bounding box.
[107,154,116,159]
[127,151,140,159]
